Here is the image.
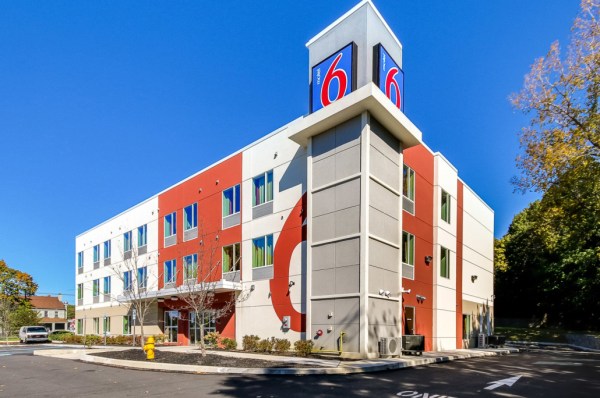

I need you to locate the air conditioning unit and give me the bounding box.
[478,333,487,348]
[379,337,401,357]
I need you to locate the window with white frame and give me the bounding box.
[252,170,273,206]
[252,235,273,268]
[403,165,415,201]
[441,190,451,223]
[93,245,100,263]
[223,243,241,273]
[103,240,111,259]
[92,279,99,297]
[137,266,147,289]
[103,276,111,295]
[440,246,450,279]
[103,316,111,335]
[123,270,132,292]
[223,184,241,217]
[93,317,100,334]
[183,254,198,281]
[138,224,147,247]
[77,283,83,301]
[164,212,177,238]
[123,315,131,335]
[164,259,176,285]
[123,230,132,253]
[402,231,415,279]
[77,252,84,269]
[184,203,197,231]
[54,311,58,318]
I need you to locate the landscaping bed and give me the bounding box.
[91,349,321,368]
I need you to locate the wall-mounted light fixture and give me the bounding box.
[250,284,255,292]
[425,256,433,265]
[216,179,219,185]
[401,287,411,294]
[274,152,278,159]
[471,275,478,283]
[288,281,295,287]
[416,294,427,303]
[384,290,391,298]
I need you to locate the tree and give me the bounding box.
[0,260,38,339]
[511,0,600,192]
[10,304,42,335]
[176,227,238,357]
[110,247,158,348]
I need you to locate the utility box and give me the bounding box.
[478,333,487,348]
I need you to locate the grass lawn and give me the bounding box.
[1,336,20,342]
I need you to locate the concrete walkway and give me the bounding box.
[34,345,519,375]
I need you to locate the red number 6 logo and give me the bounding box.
[320,53,348,107]
[385,67,402,109]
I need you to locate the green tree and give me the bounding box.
[9,304,42,335]
[511,0,600,192]
[0,259,38,338]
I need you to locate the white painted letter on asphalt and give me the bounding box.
[484,375,522,390]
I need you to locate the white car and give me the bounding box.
[19,326,49,343]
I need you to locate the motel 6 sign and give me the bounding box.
[374,44,404,112]
[310,43,357,113]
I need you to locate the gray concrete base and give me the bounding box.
[34,346,519,375]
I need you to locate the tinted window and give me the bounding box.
[27,327,47,333]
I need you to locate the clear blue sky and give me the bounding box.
[0,1,580,302]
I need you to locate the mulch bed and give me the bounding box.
[91,349,320,368]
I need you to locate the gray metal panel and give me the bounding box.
[312,212,336,242]
[312,188,336,217]
[184,228,198,241]
[335,264,360,294]
[252,201,273,219]
[77,299,82,306]
[335,238,360,268]
[138,245,147,255]
[369,146,400,191]
[369,206,399,244]
[368,265,399,295]
[402,196,415,214]
[369,179,400,220]
[223,271,241,282]
[312,269,335,296]
[368,297,400,326]
[103,294,111,302]
[369,238,399,272]
[335,206,360,237]
[164,235,176,247]
[370,118,400,165]
[93,296,99,304]
[335,297,360,324]
[335,145,361,180]
[93,262,99,270]
[402,263,414,280]
[335,177,361,211]
[252,265,273,281]
[104,258,111,266]
[78,267,83,274]
[334,116,362,152]
[312,155,336,188]
[312,243,335,271]
[124,250,132,260]
[164,282,175,290]
[312,128,336,161]
[222,213,241,229]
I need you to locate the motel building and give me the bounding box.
[75,0,494,357]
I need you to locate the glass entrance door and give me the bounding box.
[165,310,178,343]
[189,311,216,345]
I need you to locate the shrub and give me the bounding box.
[84,335,102,347]
[204,331,221,347]
[256,337,275,353]
[221,337,237,350]
[153,334,166,344]
[49,331,74,341]
[293,339,314,357]
[273,338,291,353]
[242,335,260,351]
[63,334,83,344]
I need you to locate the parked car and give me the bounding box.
[19,326,50,343]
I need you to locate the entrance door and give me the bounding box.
[404,306,415,335]
[165,310,179,343]
[189,311,216,345]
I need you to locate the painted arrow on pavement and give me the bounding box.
[484,375,522,390]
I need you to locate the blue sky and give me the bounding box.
[0,1,580,302]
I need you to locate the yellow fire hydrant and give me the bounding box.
[143,336,155,361]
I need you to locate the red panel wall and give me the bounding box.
[402,144,434,351]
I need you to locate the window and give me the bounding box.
[164,259,176,285]
[77,283,83,300]
[440,246,450,279]
[103,240,111,259]
[137,267,147,289]
[77,319,83,334]
[404,306,416,335]
[165,310,178,343]
[138,224,147,247]
[93,245,100,263]
[103,316,111,335]
[184,203,198,231]
[123,230,132,252]
[252,170,274,206]
[103,276,111,295]
[164,212,177,237]
[77,251,84,269]
[441,190,451,223]
[123,315,131,335]
[463,314,472,340]
[92,279,100,297]
[402,231,415,266]
[93,317,99,334]
[44,310,48,317]
[252,235,273,268]
[223,184,241,217]
[124,270,132,291]
[403,165,415,201]
[54,311,58,318]
[223,243,241,273]
[183,254,198,281]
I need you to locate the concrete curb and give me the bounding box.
[34,347,519,375]
[507,341,600,353]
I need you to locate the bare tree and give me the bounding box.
[175,228,239,356]
[111,244,158,348]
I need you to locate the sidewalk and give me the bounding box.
[34,345,519,375]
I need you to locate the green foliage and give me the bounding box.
[9,304,41,334]
[0,260,38,338]
[256,337,275,353]
[242,335,260,351]
[204,331,221,347]
[221,337,237,350]
[49,331,74,341]
[293,339,314,357]
[273,338,291,353]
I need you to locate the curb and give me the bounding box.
[507,341,600,353]
[34,347,518,375]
